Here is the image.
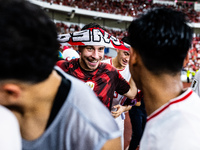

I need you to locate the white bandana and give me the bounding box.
[58,27,130,51]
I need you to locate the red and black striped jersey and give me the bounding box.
[56,59,130,110]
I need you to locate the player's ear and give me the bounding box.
[129,47,138,65]
[2,84,21,102]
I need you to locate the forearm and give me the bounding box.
[123,78,137,99]
[122,105,132,112]
[111,104,132,118]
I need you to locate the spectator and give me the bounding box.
[102,36,134,150]
[0,0,122,149]
[57,23,137,111]
[128,7,200,150]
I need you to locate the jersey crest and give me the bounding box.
[85,81,95,90]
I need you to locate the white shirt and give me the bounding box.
[102,58,131,108]
[23,67,121,150]
[0,105,21,150]
[140,88,200,150]
[102,58,131,150]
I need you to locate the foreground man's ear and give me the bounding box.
[2,84,21,102]
[129,47,138,65]
[183,52,189,68]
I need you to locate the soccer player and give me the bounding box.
[102,36,133,149]
[0,0,122,149]
[128,7,200,149]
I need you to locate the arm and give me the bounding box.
[111,104,132,118]
[101,137,121,150]
[123,77,137,100]
[111,76,137,118]
[111,95,141,118]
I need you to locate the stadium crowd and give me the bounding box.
[55,22,200,76]
[50,0,200,79]
[43,0,200,22]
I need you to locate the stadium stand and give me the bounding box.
[37,0,200,78]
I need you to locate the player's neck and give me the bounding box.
[112,57,125,70]
[13,70,62,140]
[141,72,184,116]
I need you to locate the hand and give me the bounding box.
[111,104,132,118]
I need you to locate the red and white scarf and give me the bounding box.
[58,27,130,51]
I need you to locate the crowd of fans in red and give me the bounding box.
[48,0,200,40]
[44,0,200,22]
[187,42,200,71]
[43,0,200,73]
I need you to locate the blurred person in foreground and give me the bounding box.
[0,105,21,150]
[0,0,122,149]
[128,7,200,150]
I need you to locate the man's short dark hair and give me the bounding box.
[81,22,106,30]
[128,7,193,74]
[121,36,130,45]
[0,0,59,83]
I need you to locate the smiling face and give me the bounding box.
[79,45,105,71]
[117,49,130,68]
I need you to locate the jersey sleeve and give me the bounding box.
[56,60,67,68]
[56,60,71,73]
[115,71,130,95]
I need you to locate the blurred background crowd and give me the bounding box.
[37,0,200,81]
